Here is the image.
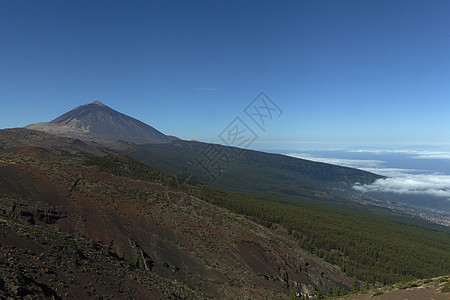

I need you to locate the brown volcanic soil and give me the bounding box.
[0,217,198,299]
[0,147,353,299]
[348,288,449,299]
[0,128,116,157]
[341,277,450,300]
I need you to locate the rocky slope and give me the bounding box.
[339,276,450,300]
[0,128,115,156]
[0,216,199,299]
[0,147,353,299]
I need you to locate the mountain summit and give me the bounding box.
[26,101,174,144]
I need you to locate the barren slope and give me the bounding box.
[0,147,353,299]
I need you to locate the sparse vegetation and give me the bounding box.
[2,149,353,299]
[351,276,361,293]
[441,281,450,292]
[84,155,450,285]
[373,290,384,296]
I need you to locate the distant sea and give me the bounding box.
[256,144,450,212]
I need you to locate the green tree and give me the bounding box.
[332,287,340,297]
[289,290,298,300]
[327,286,334,297]
[339,288,349,296]
[352,277,361,294]
[316,290,325,299]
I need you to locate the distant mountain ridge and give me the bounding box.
[125,140,383,201]
[26,100,175,144]
[18,100,383,202]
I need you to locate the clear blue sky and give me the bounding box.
[1,0,449,146]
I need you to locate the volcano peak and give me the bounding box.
[25,101,173,144]
[91,100,105,106]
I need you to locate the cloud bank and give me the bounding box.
[287,152,450,200]
[347,149,450,160]
[354,174,450,199]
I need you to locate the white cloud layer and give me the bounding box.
[354,174,450,199]
[347,149,450,160]
[413,152,450,160]
[286,152,450,200]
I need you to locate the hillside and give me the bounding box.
[83,155,450,285]
[0,216,199,299]
[125,140,383,201]
[0,128,114,156]
[0,145,448,299]
[337,276,450,300]
[0,127,384,210]
[0,147,353,299]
